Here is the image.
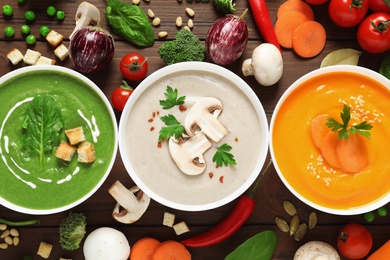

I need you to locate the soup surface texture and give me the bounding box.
[272,71,390,211]
[0,70,116,211]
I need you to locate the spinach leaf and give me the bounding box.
[22,95,64,166]
[106,0,154,47]
[225,230,277,260]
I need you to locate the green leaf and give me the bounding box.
[159,114,185,140]
[225,230,277,260]
[106,0,154,47]
[159,86,186,109]
[22,95,64,166]
[212,143,237,167]
[320,48,362,68]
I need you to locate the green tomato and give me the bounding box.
[20,25,30,35]
[39,26,50,37]
[24,10,36,21]
[47,6,56,17]
[379,55,390,80]
[4,26,15,37]
[2,4,13,16]
[26,34,36,45]
[56,10,65,20]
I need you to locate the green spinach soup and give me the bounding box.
[0,67,117,213]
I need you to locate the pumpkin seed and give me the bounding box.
[283,200,297,216]
[275,217,289,233]
[289,215,300,236]
[293,223,308,241]
[308,212,317,229]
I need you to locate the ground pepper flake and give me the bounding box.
[148,118,153,122]
[209,172,214,179]
[157,141,162,148]
[150,126,155,131]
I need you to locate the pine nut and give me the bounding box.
[10,228,19,237]
[183,25,191,31]
[132,0,141,4]
[13,236,20,246]
[1,230,9,239]
[152,17,161,27]
[158,31,168,38]
[187,18,194,29]
[4,236,12,245]
[0,224,6,231]
[185,8,195,17]
[147,9,155,19]
[0,243,8,249]
[176,16,183,27]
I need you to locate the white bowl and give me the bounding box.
[0,65,118,215]
[119,62,269,211]
[270,65,390,215]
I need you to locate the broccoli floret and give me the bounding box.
[158,29,206,65]
[212,0,236,14]
[59,212,87,251]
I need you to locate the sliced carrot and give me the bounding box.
[277,0,315,20]
[310,114,331,148]
[130,237,161,260]
[320,131,343,169]
[152,240,191,260]
[292,20,327,58]
[336,133,368,173]
[275,11,311,49]
[367,240,390,260]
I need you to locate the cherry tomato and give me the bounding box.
[328,0,369,28]
[357,12,390,54]
[368,0,390,13]
[337,223,373,259]
[111,81,134,111]
[119,52,148,81]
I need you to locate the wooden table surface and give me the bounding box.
[0,0,389,259]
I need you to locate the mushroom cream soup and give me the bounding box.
[125,71,263,206]
[272,71,390,210]
[0,69,116,211]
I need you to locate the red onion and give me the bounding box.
[205,12,249,65]
[69,26,115,74]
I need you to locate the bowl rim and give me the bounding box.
[119,61,269,211]
[270,65,390,215]
[0,65,118,215]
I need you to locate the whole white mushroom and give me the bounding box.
[83,227,130,260]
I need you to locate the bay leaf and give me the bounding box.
[320,48,362,68]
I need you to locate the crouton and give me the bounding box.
[23,49,41,65]
[173,221,190,235]
[46,30,63,47]
[163,212,175,227]
[65,126,86,145]
[36,56,56,65]
[7,48,24,65]
[55,142,76,161]
[54,44,69,61]
[37,242,53,259]
[77,141,96,163]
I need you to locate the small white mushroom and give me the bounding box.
[184,97,228,143]
[109,181,150,224]
[70,2,101,39]
[242,43,283,86]
[169,132,212,175]
[294,241,340,260]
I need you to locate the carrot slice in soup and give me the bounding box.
[320,131,343,169]
[336,133,368,173]
[292,21,327,58]
[152,240,191,260]
[310,114,331,148]
[277,0,315,20]
[275,11,311,49]
[130,237,161,260]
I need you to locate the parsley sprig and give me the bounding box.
[326,104,373,140]
[159,86,186,109]
[158,114,185,140]
[213,143,237,167]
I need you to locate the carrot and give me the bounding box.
[130,237,161,260]
[336,133,368,173]
[274,11,311,49]
[320,131,343,169]
[277,0,315,20]
[310,114,331,148]
[292,20,327,58]
[152,240,191,260]
[367,240,390,260]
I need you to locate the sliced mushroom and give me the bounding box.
[294,241,340,260]
[184,97,228,143]
[70,2,101,39]
[108,181,150,224]
[168,132,212,175]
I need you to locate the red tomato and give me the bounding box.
[328,0,369,28]
[357,12,390,54]
[305,0,329,5]
[111,81,134,111]
[368,0,390,13]
[337,223,373,259]
[119,52,148,81]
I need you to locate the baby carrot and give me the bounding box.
[292,20,327,58]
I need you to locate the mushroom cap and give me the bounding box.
[83,227,130,260]
[251,43,283,86]
[294,241,340,260]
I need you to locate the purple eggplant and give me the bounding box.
[205,13,249,65]
[69,26,115,74]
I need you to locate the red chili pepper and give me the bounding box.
[248,0,281,53]
[180,160,272,248]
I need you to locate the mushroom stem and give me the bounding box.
[70,2,101,40]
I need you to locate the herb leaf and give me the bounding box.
[22,95,64,166]
[159,86,186,109]
[213,143,237,167]
[325,104,373,139]
[159,114,185,140]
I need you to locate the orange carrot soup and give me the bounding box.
[272,69,390,212]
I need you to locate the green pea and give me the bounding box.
[56,10,65,21]
[39,26,50,37]
[377,207,388,217]
[47,6,56,17]
[4,26,15,37]
[2,4,13,16]
[18,0,26,3]
[26,34,36,45]
[20,25,30,35]
[24,10,35,22]
[363,211,375,222]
